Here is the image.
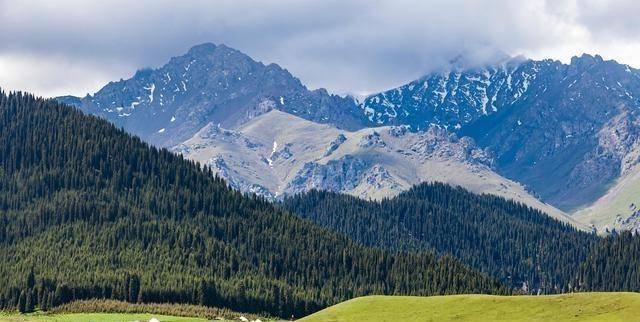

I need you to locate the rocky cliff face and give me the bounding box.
[59,43,369,147]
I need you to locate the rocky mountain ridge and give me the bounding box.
[59,43,640,231]
[59,43,368,147]
[172,109,576,227]
[362,54,640,229]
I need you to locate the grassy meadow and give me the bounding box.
[298,293,640,322]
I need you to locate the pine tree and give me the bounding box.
[17,291,26,313]
[26,269,35,290]
[25,290,35,313]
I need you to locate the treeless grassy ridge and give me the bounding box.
[298,293,640,322]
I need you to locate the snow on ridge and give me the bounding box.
[185,60,195,72]
[144,83,155,103]
[266,140,278,167]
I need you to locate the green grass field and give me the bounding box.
[298,292,640,322]
[0,313,208,322]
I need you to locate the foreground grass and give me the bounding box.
[298,292,640,322]
[0,299,268,322]
[0,312,207,322]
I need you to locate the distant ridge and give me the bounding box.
[58,43,640,231]
[59,42,369,147]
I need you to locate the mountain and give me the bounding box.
[284,183,598,292]
[0,91,507,317]
[362,54,640,226]
[59,43,369,147]
[59,43,640,231]
[361,56,529,130]
[171,109,574,224]
[59,43,576,227]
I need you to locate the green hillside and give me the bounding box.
[284,186,598,291]
[298,293,640,322]
[0,91,506,318]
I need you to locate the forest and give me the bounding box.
[283,185,599,292]
[0,91,506,318]
[1,91,640,318]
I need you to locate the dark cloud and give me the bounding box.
[1,0,639,97]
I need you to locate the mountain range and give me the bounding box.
[59,43,640,232]
[7,90,639,319]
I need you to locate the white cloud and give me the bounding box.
[1,0,640,97]
[0,53,132,98]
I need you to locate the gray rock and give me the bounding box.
[362,54,640,211]
[59,43,370,148]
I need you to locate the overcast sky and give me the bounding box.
[1,0,640,98]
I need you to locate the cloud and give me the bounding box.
[572,0,640,40]
[1,0,640,97]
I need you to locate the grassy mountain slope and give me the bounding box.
[574,165,640,232]
[298,293,640,322]
[0,91,506,317]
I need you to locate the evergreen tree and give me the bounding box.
[574,231,640,292]
[25,290,35,312]
[26,269,35,290]
[17,291,26,313]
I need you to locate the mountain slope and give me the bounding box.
[283,183,597,292]
[173,110,573,224]
[299,293,640,322]
[56,43,580,227]
[0,91,506,317]
[363,55,640,212]
[58,43,369,147]
[573,163,640,232]
[57,43,640,229]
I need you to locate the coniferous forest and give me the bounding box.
[574,231,640,292]
[0,91,507,317]
[2,90,640,318]
[283,186,600,293]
